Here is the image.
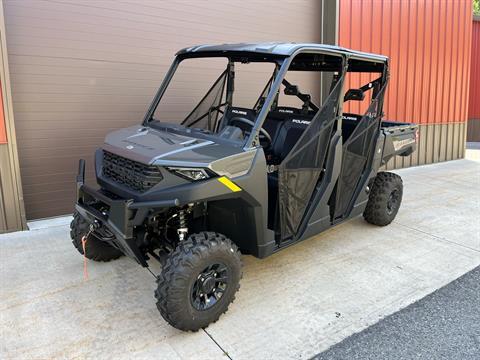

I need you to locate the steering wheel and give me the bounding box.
[230,117,272,147]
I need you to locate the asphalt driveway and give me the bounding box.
[1,159,479,359]
[314,265,480,360]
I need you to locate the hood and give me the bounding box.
[103,125,244,168]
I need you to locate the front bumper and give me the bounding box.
[75,159,179,267]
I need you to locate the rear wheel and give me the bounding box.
[363,172,403,226]
[155,232,242,331]
[70,212,123,261]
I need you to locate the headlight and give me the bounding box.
[166,167,212,181]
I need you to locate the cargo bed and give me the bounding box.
[342,114,418,163]
[381,120,418,162]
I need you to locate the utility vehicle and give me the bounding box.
[72,43,417,331]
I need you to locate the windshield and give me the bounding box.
[152,57,228,126]
[148,57,278,141]
[146,53,340,148]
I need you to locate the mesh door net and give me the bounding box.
[278,76,344,240]
[333,83,387,219]
[181,69,227,131]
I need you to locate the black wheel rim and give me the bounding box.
[191,263,229,311]
[386,189,400,215]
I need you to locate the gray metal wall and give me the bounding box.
[4,0,323,220]
[0,0,26,233]
[0,145,26,232]
[384,123,467,170]
[467,120,480,142]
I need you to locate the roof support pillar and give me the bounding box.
[320,0,340,103]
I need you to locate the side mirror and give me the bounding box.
[344,89,365,101]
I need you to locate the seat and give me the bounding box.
[218,106,257,131]
[220,107,313,163]
[264,110,313,164]
[341,113,362,141]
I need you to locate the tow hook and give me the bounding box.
[89,220,100,232]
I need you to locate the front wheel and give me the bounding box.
[155,232,242,331]
[70,212,123,261]
[363,172,403,226]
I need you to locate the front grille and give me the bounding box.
[102,151,163,192]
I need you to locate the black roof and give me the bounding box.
[176,42,388,62]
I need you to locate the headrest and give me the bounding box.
[342,113,361,121]
[276,106,300,114]
[288,117,312,127]
[224,107,256,120]
[267,110,313,128]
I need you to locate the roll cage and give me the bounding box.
[143,44,389,153]
[141,45,389,241]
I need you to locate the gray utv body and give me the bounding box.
[75,43,417,267]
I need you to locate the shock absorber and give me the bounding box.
[177,209,188,241]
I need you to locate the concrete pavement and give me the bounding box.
[1,158,479,359]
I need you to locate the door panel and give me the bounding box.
[278,77,344,240]
[333,85,386,219]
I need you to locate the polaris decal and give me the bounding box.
[292,119,311,125]
[393,137,416,151]
[231,109,247,115]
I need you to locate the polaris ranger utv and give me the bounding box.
[72,43,417,331]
